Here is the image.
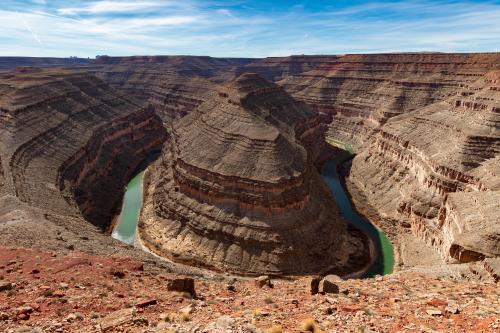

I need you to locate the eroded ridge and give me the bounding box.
[139,73,367,275]
[0,67,166,229]
[278,53,500,147]
[349,70,500,263]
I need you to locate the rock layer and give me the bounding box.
[0,68,166,229]
[86,56,254,124]
[279,53,500,148]
[349,70,500,263]
[139,73,366,275]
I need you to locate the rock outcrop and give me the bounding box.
[0,67,166,229]
[279,53,500,148]
[349,70,500,263]
[139,73,366,275]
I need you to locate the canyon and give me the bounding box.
[0,52,498,332]
[138,73,367,276]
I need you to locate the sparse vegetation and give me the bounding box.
[267,324,283,333]
[301,318,316,332]
[264,297,274,304]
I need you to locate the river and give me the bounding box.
[112,150,394,277]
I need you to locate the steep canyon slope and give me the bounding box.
[279,53,500,148]
[0,67,199,274]
[349,70,500,266]
[138,73,368,275]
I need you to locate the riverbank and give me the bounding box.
[115,146,394,278]
[322,153,394,277]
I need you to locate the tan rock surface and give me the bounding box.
[349,70,500,264]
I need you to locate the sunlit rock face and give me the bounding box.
[278,53,500,148]
[349,70,500,262]
[139,73,367,275]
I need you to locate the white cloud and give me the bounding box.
[0,0,499,57]
[58,1,164,15]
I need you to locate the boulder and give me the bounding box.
[318,275,340,294]
[100,308,136,332]
[167,278,196,296]
[254,276,273,288]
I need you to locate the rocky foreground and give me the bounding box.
[0,246,499,333]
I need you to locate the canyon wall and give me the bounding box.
[349,70,500,263]
[139,73,367,275]
[0,57,91,70]
[86,56,336,125]
[0,67,166,229]
[278,53,500,149]
[85,56,255,124]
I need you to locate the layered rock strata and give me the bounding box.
[0,67,166,229]
[139,73,366,275]
[349,70,500,263]
[0,57,91,70]
[86,56,335,125]
[86,56,254,123]
[279,53,500,148]
[240,55,337,81]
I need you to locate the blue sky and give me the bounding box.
[0,0,499,57]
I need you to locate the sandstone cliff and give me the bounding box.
[349,70,500,263]
[86,56,254,124]
[0,67,166,229]
[279,53,500,148]
[139,73,367,275]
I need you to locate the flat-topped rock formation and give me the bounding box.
[279,53,500,148]
[240,55,338,82]
[139,73,367,275]
[349,70,500,263]
[0,67,166,230]
[0,57,91,70]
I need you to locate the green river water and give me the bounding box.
[112,147,394,276]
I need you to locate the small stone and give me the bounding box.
[65,313,78,322]
[310,276,321,295]
[17,313,30,320]
[254,275,273,288]
[16,306,34,315]
[180,304,194,315]
[30,269,40,274]
[111,269,125,278]
[445,304,460,314]
[426,308,443,316]
[135,299,157,308]
[0,281,13,292]
[100,308,136,332]
[59,282,69,289]
[13,326,43,333]
[216,315,235,328]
